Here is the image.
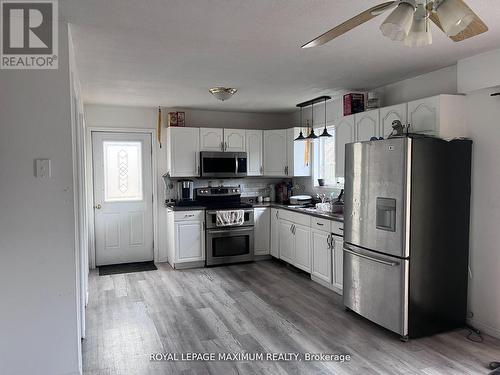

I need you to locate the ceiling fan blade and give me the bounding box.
[301,1,396,48]
[428,0,488,42]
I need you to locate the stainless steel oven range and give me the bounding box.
[196,187,255,266]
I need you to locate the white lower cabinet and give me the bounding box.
[277,211,311,272]
[270,208,280,257]
[278,220,295,264]
[332,235,343,290]
[311,228,332,284]
[294,223,311,272]
[166,210,205,269]
[254,207,270,255]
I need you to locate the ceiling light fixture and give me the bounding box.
[434,0,474,36]
[319,97,332,138]
[380,0,416,41]
[405,4,432,47]
[294,107,306,141]
[209,87,237,101]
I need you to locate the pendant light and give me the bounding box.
[319,97,332,138]
[306,101,318,140]
[294,106,306,141]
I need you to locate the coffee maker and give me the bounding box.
[177,180,194,201]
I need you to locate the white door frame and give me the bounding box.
[86,127,159,269]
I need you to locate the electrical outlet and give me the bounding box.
[36,159,51,178]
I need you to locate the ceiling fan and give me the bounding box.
[302,0,488,48]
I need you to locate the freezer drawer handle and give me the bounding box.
[343,246,399,267]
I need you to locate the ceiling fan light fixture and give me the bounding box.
[435,0,474,37]
[209,87,237,101]
[380,1,416,41]
[405,6,432,47]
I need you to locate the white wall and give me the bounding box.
[0,23,81,375]
[165,107,291,129]
[464,86,500,338]
[375,65,458,106]
[458,48,500,93]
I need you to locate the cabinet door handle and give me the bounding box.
[221,141,224,151]
[275,211,279,219]
[317,222,324,226]
[224,141,228,151]
[326,234,331,248]
[260,165,263,175]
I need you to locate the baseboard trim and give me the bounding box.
[174,261,205,270]
[311,275,343,296]
[254,254,272,261]
[467,318,500,339]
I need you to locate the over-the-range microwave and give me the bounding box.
[200,151,247,178]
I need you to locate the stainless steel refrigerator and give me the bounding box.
[343,136,472,340]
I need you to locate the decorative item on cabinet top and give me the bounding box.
[167,111,185,127]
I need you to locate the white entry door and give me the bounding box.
[92,132,154,266]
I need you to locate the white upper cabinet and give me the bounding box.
[355,109,380,141]
[335,115,355,180]
[263,129,287,176]
[254,207,270,256]
[245,130,263,176]
[224,128,246,152]
[200,128,224,151]
[407,96,440,135]
[407,95,466,138]
[166,127,200,177]
[380,103,407,139]
[287,127,311,177]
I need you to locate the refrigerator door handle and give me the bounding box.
[343,246,399,267]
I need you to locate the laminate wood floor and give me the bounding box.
[83,260,500,375]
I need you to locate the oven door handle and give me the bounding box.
[207,227,252,235]
[206,210,252,215]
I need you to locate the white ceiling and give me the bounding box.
[61,0,500,112]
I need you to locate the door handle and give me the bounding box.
[326,234,331,248]
[94,204,102,209]
[224,141,228,151]
[275,211,279,219]
[343,246,399,267]
[260,165,263,175]
[220,141,224,151]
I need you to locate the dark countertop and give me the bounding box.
[167,202,343,222]
[166,205,207,211]
[253,203,344,222]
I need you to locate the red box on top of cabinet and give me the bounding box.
[343,93,365,116]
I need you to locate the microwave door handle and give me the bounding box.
[235,156,239,174]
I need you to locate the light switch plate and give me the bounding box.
[36,159,51,178]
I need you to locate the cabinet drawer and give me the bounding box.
[311,217,331,232]
[331,220,344,236]
[174,210,204,222]
[279,209,311,227]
